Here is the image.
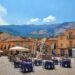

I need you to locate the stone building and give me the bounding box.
[45,38,57,55]
[56,29,75,57]
[0,28,75,57]
[0,32,35,54]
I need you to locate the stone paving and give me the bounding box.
[0,56,75,75]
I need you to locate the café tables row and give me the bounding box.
[9,57,72,73]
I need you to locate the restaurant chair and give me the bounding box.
[14,61,21,68]
[34,59,42,66]
[53,58,59,65]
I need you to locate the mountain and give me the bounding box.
[54,22,75,36]
[0,24,57,37]
[0,22,75,38]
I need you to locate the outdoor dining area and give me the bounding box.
[7,46,72,73]
[8,46,34,72]
[60,58,71,68]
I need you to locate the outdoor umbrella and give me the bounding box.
[0,50,3,53]
[9,46,30,52]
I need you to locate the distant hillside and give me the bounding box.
[0,22,75,38]
[54,22,75,35]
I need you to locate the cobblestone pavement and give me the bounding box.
[0,56,75,75]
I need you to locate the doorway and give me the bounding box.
[60,49,64,56]
[68,48,72,57]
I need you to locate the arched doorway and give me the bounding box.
[51,43,57,56]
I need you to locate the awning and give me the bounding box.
[9,46,30,52]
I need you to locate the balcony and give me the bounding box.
[68,35,75,39]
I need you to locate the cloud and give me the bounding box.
[26,15,56,25]
[0,5,9,25]
[26,18,40,24]
[43,16,56,23]
[0,5,7,16]
[0,18,9,25]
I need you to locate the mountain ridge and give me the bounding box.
[0,21,75,38]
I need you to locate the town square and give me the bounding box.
[0,0,75,75]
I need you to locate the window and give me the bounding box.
[61,49,64,56]
[67,35,69,39]
[24,44,30,48]
[16,43,20,46]
[61,43,63,47]
[60,36,63,40]
[69,32,73,39]
[70,41,72,47]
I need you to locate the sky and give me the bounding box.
[0,0,75,25]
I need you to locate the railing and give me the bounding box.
[68,35,75,39]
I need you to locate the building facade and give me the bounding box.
[0,29,75,56]
[56,29,75,57]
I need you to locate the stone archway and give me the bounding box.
[0,45,3,50]
[51,43,57,56]
[4,45,7,50]
[51,43,56,49]
[8,45,10,50]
